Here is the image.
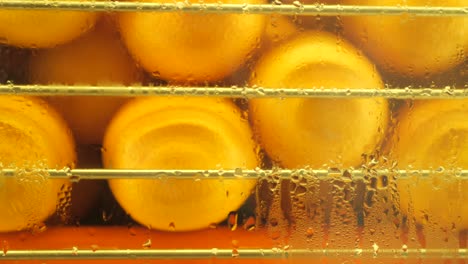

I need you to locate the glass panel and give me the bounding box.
[0,1,466,262]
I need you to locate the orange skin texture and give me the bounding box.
[103,97,259,231]
[0,96,76,232]
[249,31,389,169]
[118,0,267,84]
[0,2,99,48]
[340,0,468,78]
[29,16,143,145]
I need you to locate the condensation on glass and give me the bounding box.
[0,0,466,263]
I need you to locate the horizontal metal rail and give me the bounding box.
[1,168,467,180]
[0,248,466,260]
[0,1,466,16]
[0,85,467,99]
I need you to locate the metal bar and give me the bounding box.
[1,168,467,180]
[0,85,467,99]
[0,1,466,16]
[1,248,466,260]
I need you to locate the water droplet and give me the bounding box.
[72,247,78,256]
[402,244,408,252]
[194,172,202,182]
[31,222,47,234]
[231,239,239,248]
[102,210,113,222]
[295,185,307,196]
[142,239,152,248]
[152,71,161,78]
[269,218,278,227]
[256,87,265,96]
[91,245,99,252]
[68,175,80,183]
[231,248,239,258]
[228,212,238,231]
[243,216,256,231]
[2,240,8,256]
[175,1,185,9]
[234,168,243,178]
[306,227,314,238]
[168,222,176,231]
[271,231,281,240]
[292,0,302,8]
[128,227,138,236]
[372,243,379,256]
[296,200,305,209]
[443,86,454,95]
[241,3,249,13]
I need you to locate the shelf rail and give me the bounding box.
[1,85,468,99]
[1,168,467,180]
[0,1,466,16]
[1,248,467,260]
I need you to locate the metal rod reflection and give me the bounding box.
[0,1,466,16]
[0,85,467,99]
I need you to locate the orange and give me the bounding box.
[0,96,76,232]
[224,15,298,85]
[340,0,468,78]
[29,16,143,145]
[249,31,389,168]
[0,2,99,48]
[263,15,298,49]
[118,0,266,84]
[103,97,259,231]
[388,100,468,231]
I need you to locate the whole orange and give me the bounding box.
[118,0,266,84]
[103,97,259,231]
[249,31,389,168]
[0,2,98,48]
[340,0,467,78]
[29,16,143,145]
[389,100,468,231]
[0,96,76,232]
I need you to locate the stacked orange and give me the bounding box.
[389,100,468,231]
[249,31,389,168]
[103,97,259,231]
[29,16,143,145]
[0,0,465,253]
[340,0,467,78]
[0,96,75,232]
[118,0,267,83]
[0,1,98,48]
